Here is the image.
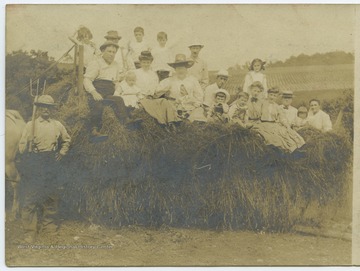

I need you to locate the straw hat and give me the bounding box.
[138,51,154,61]
[216,69,229,78]
[100,41,119,52]
[168,54,194,69]
[281,90,294,98]
[104,30,122,40]
[188,41,204,48]
[34,95,57,107]
[214,89,230,103]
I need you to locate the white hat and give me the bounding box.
[216,69,229,77]
[188,41,204,48]
[214,89,230,103]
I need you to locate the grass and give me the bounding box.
[57,98,352,231]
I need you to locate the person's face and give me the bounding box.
[250,87,262,98]
[158,37,167,47]
[298,112,308,120]
[140,59,152,70]
[102,46,117,64]
[189,46,202,57]
[82,33,91,44]
[126,76,136,86]
[216,76,228,88]
[268,93,278,102]
[134,32,144,42]
[253,62,262,72]
[215,94,226,104]
[107,38,120,44]
[38,106,52,119]
[238,96,248,107]
[282,97,293,106]
[310,101,320,113]
[175,67,187,79]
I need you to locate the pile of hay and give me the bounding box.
[58,94,352,231]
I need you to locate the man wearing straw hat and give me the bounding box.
[203,69,229,105]
[280,90,298,127]
[104,30,135,72]
[18,95,71,242]
[187,41,209,90]
[84,41,140,142]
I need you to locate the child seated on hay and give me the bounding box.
[207,89,230,123]
[251,87,305,153]
[229,92,249,127]
[114,71,142,108]
[293,106,309,131]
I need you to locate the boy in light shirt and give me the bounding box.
[151,32,173,81]
[127,27,151,69]
[207,89,230,123]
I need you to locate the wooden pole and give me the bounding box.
[29,79,39,152]
[77,45,84,95]
[73,44,78,95]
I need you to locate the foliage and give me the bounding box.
[5,50,74,118]
[268,51,354,68]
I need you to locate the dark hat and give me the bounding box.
[100,41,119,52]
[281,90,294,98]
[34,95,57,107]
[104,30,121,40]
[138,51,154,61]
[168,54,194,69]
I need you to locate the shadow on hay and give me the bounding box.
[58,94,352,232]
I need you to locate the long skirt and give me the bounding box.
[252,122,305,153]
[140,98,180,124]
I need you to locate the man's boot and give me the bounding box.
[90,128,108,143]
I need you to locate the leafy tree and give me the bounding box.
[6,50,73,117]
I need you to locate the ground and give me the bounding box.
[5,219,351,267]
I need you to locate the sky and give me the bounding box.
[6,4,355,70]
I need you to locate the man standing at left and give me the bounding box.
[18,95,71,242]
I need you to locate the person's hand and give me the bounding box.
[55,152,64,161]
[91,91,103,101]
[180,85,188,97]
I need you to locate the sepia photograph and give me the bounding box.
[3,3,359,267]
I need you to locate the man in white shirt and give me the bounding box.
[307,99,332,132]
[204,69,229,105]
[187,42,209,90]
[280,90,298,127]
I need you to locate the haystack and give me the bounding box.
[57,91,352,231]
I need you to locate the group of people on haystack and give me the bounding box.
[15,25,334,242]
[68,26,332,151]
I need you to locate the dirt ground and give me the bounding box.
[5,219,351,267]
